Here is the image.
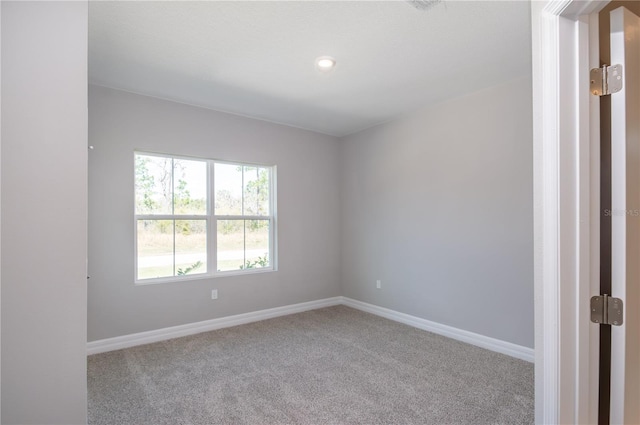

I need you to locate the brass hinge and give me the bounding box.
[590,64,623,96]
[591,294,623,326]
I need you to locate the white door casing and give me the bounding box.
[533,1,608,423]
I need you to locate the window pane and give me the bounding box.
[137,220,174,279]
[243,167,270,216]
[217,219,244,271]
[245,220,270,268]
[135,156,274,280]
[174,159,207,215]
[214,163,242,215]
[175,220,207,276]
[135,154,173,215]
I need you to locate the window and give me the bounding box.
[135,152,275,282]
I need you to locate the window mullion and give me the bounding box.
[241,165,245,215]
[214,217,218,274]
[171,158,176,276]
[214,161,218,274]
[213,215,269,221]
[136,214,206,220]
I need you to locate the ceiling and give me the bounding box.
[88,1,531,137]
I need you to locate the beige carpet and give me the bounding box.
[88,305,534,424]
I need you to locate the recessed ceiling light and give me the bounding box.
[315,56,336,72]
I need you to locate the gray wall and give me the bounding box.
[89,76,534,349]
[339,76,534,348]
[88,86,342,341]
[1,2,88,424]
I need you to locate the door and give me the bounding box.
[609,6,640,424]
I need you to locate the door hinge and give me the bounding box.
[591,294,624,326]
[590,64,623,96]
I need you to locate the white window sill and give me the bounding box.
[134,267,276,286]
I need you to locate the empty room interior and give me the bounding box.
[2,1,535,424]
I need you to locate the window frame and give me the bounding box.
[134,151,277,285]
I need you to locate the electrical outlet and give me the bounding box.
[376,280,381,289]
[211,289,218,300]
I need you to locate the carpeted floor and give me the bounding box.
[88,305,534,424]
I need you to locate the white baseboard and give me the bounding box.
[87,297,342,355]
[341,297,534,363]
[87,295,534,363]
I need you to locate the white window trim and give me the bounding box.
[133,151,277,284]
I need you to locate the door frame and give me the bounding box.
[533,0,610,423]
